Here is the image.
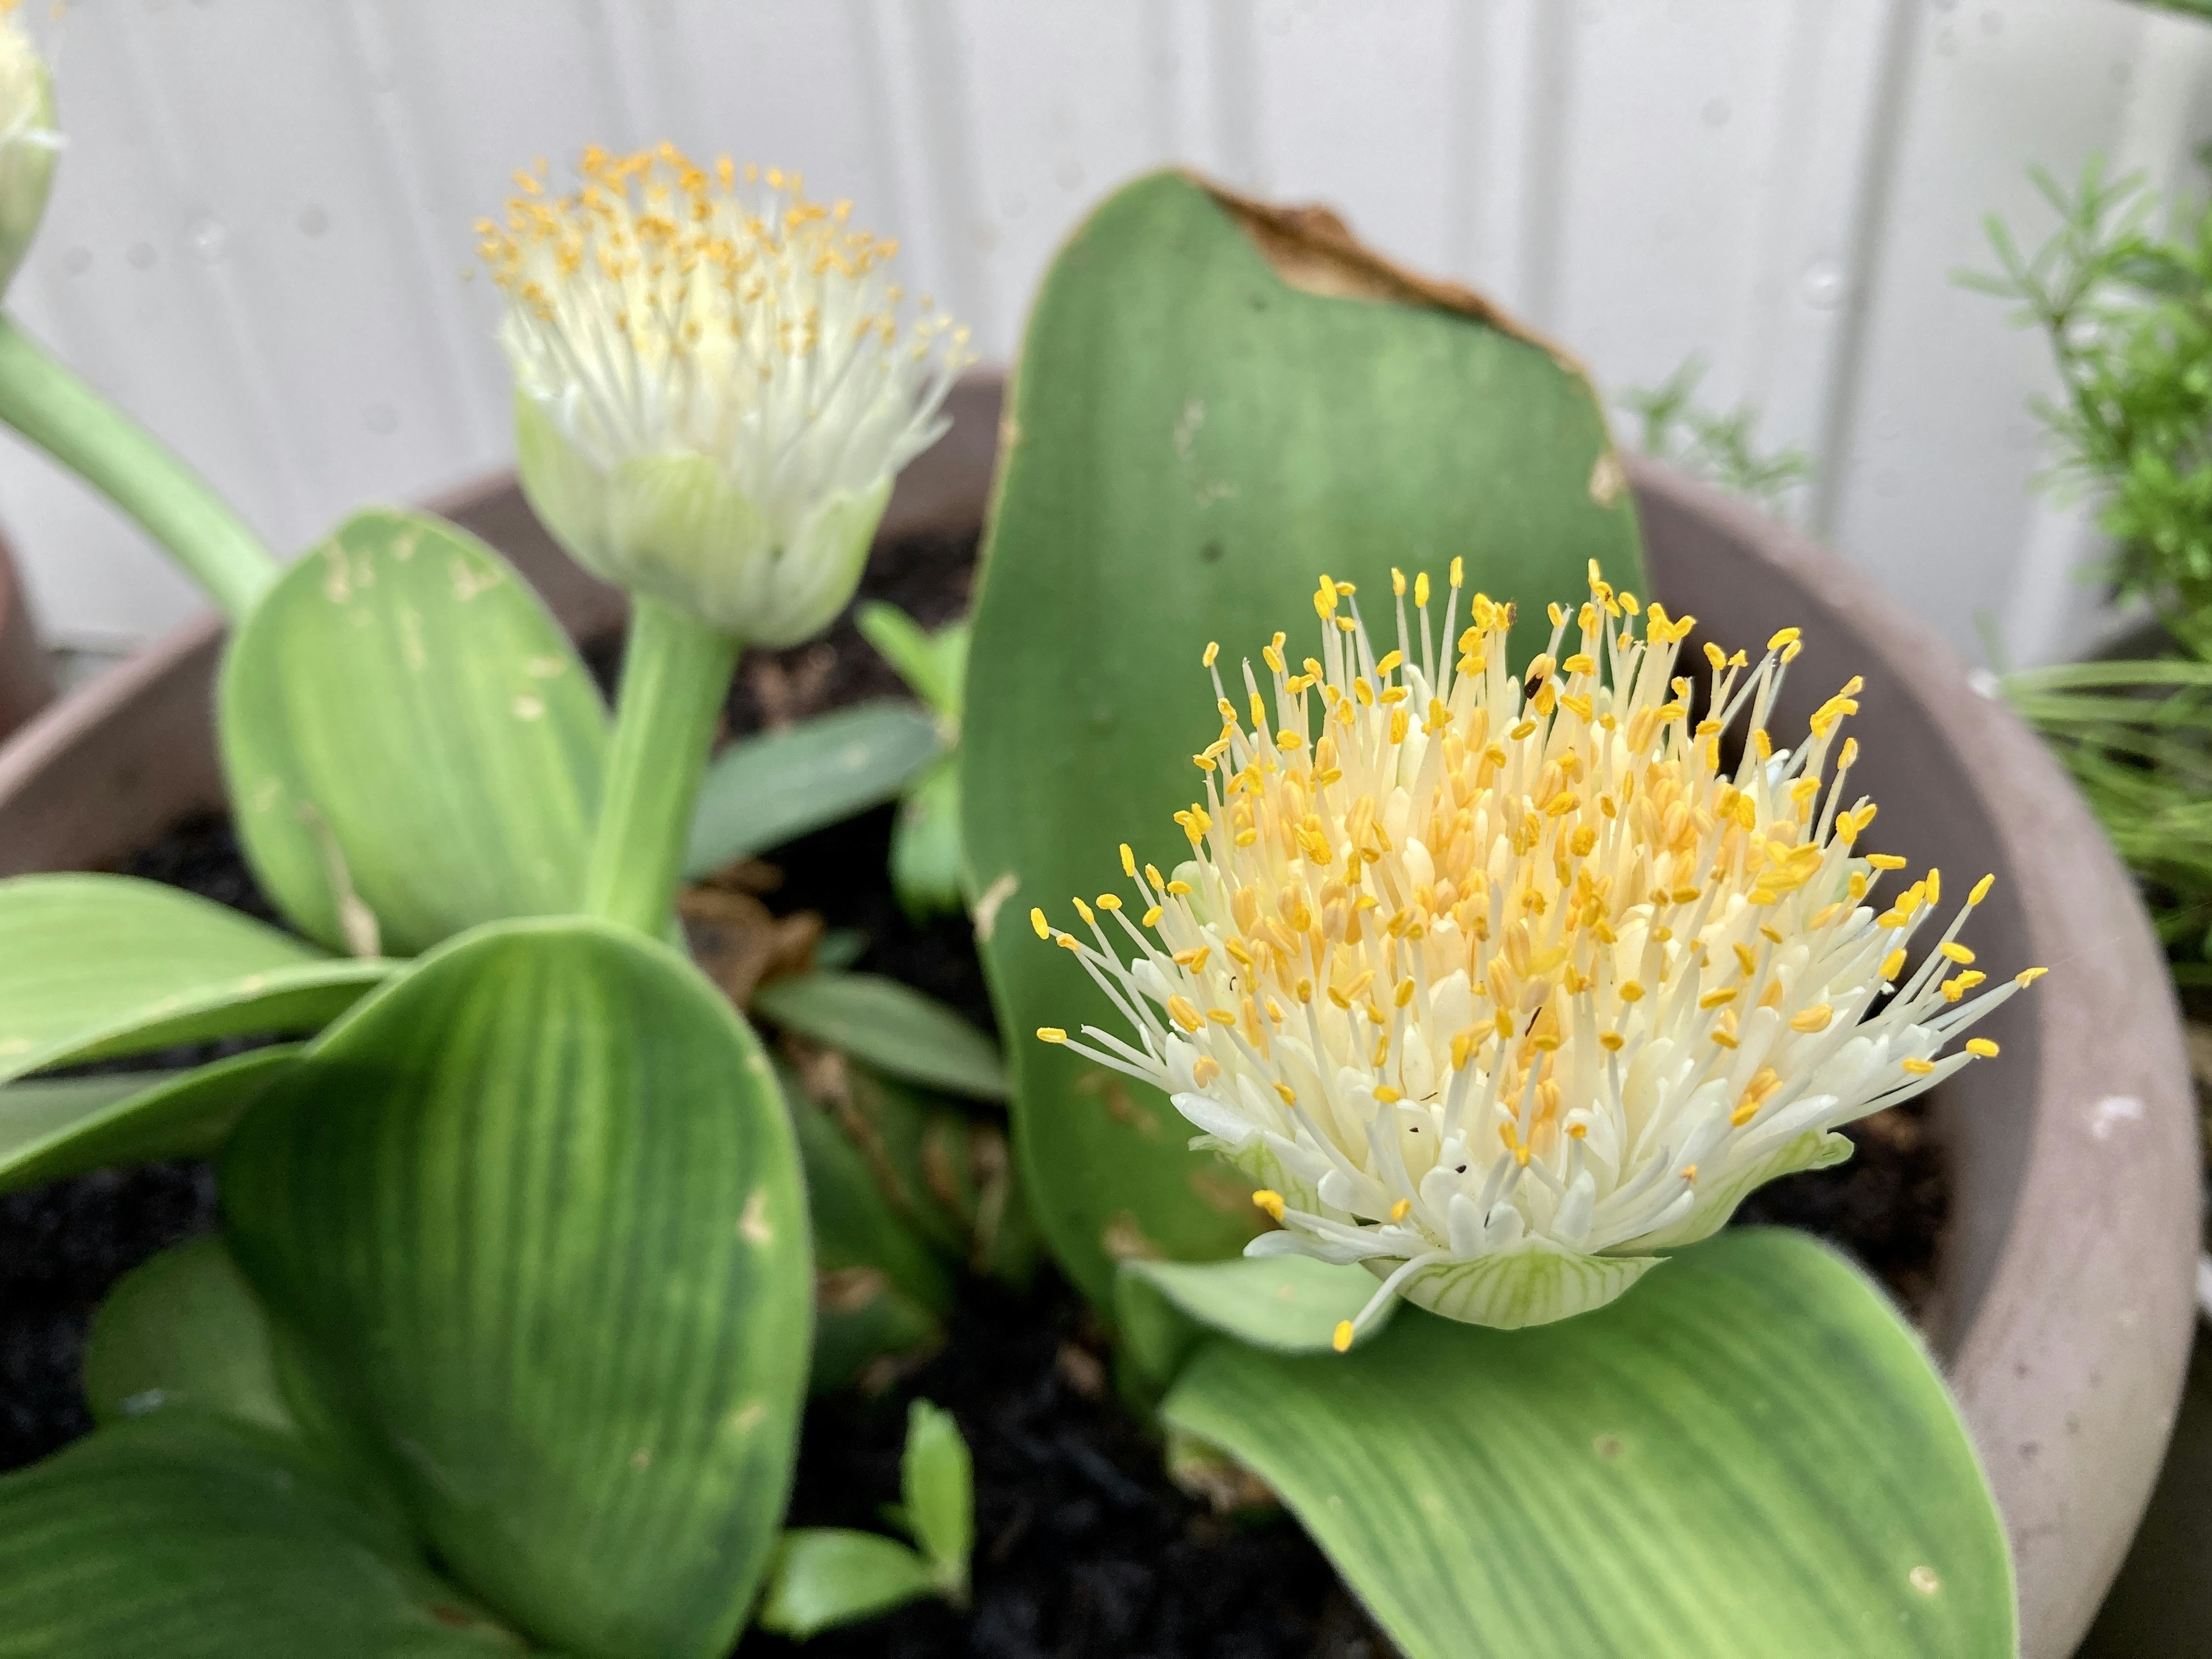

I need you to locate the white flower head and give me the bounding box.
[0,1,59,300]
[1035,563,2037,1340]
[479,146,971,645]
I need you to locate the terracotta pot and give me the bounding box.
[0,524,51,745]
[0,377,2194,1657]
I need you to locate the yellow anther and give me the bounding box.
[1730,1066,1783,1126]
[1202,641,1219,668]
[1332,1320,1354,1353]
[1866,854,1906,871]
[1939,942,1975,965]
[1880,948,1906,979]
[1450,556,1464,587]
[1767,627,1801,652]
[1253,1189,1286,1221]
[1902,1057,1937,1075]
[1619,981,1645,1003]
[1599,1030,1626,1052]
[1789,1004,1834,1033]
[1030,907,1050,940]
[1096,893,1122,912]
[1969,873,1994,905]
[1073,897,1095,926]
[1142,906,1164,928]
[1120,843,1138,878]
[1166,996,1203,1033]
[1966,1038,1999,1058]
[1390,1198,1412,1221]
[2015,967,2047,986]
[1698,988,1737,1010]
[1036,1027,1067,1043]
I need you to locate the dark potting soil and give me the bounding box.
[741,1274,1394,1659]
[0,526,1945,1656]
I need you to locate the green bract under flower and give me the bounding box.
[0,1,58,300]
[1035,565,2037,1338]
[480,146,969,645]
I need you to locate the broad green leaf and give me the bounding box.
[684,702,942,879]
[222,917,813,1659]
[0,874,387,1085]
[0,1411,521,1657]
[1161,1230,2014,1659]
[752,971,1006,1101]
[83,1235,293,1436]
[220,507,608,956]
[784,1071,953,1394]
[1115,1254,1393,1386]
[0,1048,298,1191]
[900,1399,972,1590]
[965,171,1643,1302]
[756,1529,940,1639]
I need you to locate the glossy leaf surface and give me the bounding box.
[1116,1253,1392,1385]
[900,1399,972,1591]
[1161,1230,2014,1659]
[965,171,1643,1300]
[0,1412,521,1658]
[0,874,384,1086]
[223,918,812,1659]
[221,508,608,956]
[684,701,941,880]
[752,971,1006,1101]
[0,1048,298,1191]
[82,1234,294,1435]
[756,1530,940,1639]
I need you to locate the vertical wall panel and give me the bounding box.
[3,0,2210,669]
[1827,0,2155,658]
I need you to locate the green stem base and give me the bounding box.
[584,598,740,935]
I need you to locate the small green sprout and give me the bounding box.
[756,1399,974,1641]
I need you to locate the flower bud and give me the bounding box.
[480,147,969,645]
[0,3,59,299]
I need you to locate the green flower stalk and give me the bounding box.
[0,6,276,622]
[479,146,966,934]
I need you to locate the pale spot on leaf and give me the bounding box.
[450,557,504,602]
[630,1447,652,1471]
[1908,1565,1940,1596]
[1589,450,1626,507]
[972,871,1018,941]
[738,1190,774,1245]
[727,1400,767,1435]
[513,693,546,721]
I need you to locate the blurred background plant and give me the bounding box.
[1964,158,2212,986]
[1619,356,1813,525]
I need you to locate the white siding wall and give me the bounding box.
[5,0,2210,667]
